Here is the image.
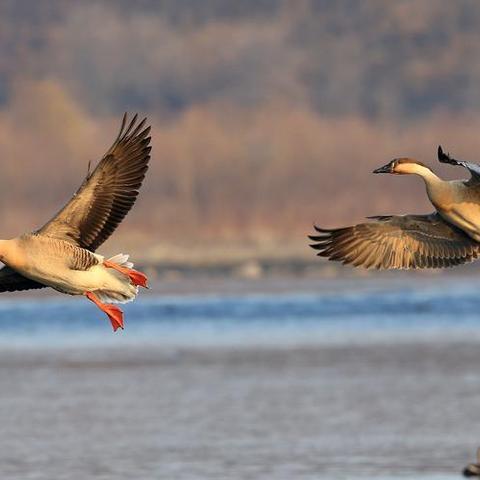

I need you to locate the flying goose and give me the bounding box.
[464,447,480,477]
[0,113,151,331]
[309,147,480,269]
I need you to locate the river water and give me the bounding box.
[0,276,479,479]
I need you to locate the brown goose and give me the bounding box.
[0,113,151,331]
[309,147,480,269]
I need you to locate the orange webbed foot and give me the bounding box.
[103,304,124,332]
[127,269,149,288]
[85,291,124,332]
[103,260,149,288]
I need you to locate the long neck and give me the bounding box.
[406,164,448,206]
[406,163,441,184]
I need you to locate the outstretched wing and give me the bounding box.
[0,266,46,293]
[438,145,480,183]
[309,213,480,269]
[36,113,151,252]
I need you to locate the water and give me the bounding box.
[5,279,480,348]
[0,278,479,479]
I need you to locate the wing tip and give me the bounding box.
[117,113,150,138]
[437,144,457,165]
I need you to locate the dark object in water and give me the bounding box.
[463,448,480,477]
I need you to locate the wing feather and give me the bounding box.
[438,145,480,183]
[36,113,151,251]
[308,213,480,269]
[0,266,46,293]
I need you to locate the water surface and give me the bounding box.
[0,277,479,479]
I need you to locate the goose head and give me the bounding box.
[373,158,432,176]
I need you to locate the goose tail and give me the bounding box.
[107,253,134,269]
[94,253,148,304]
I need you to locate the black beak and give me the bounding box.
[373,163,392,174]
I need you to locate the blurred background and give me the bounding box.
[4,0,480,274]
[2,2,480,479]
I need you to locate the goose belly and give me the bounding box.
[12,259,85,294]
[59,266,137,302]
[20,263,136,302]
[438,206,480,242]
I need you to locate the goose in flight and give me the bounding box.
[309,146,480,269]
[0,113,151,331]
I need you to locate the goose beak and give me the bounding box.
[373,162,392,174]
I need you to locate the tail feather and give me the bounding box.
[96,253,138,304]
[107,253,134,269]
[96,286,138,304]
